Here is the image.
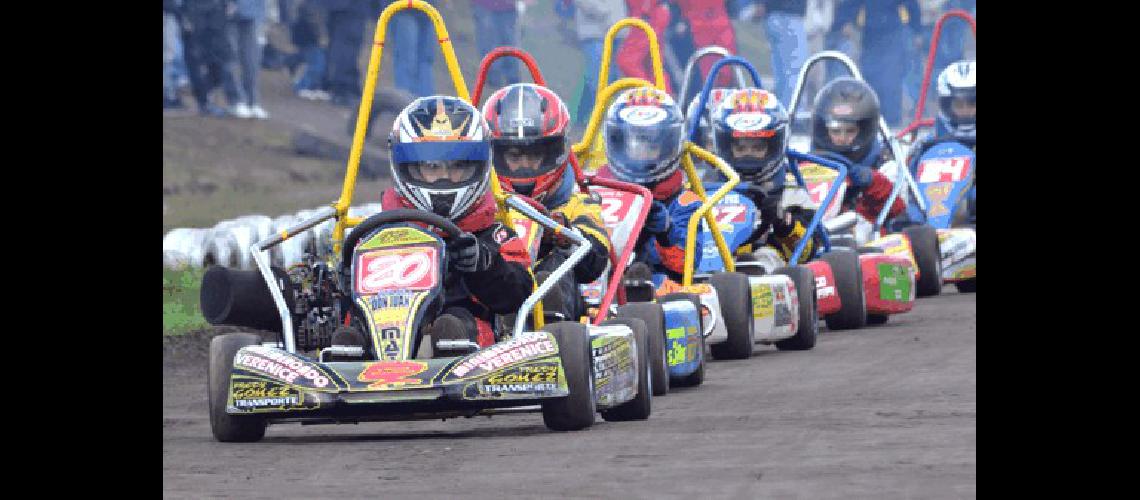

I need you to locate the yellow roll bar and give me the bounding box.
[596,18,667,102]
[570,77,657,171]
[679,143,737,285]
[330,0,540,329]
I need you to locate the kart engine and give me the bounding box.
[284,255,346,352]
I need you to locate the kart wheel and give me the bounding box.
[208,333,267,442]
[709,272,754,360]
[599,317,652,422]
[657,293,705,387]
[904,224,943,297]
[820,249,867,331]
[541,322,596,431]
[867,313,889,326]
[955,279,976,293]
[773,266,818,351]
[616,302,670,396]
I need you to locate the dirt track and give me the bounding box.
[163,287,975,499]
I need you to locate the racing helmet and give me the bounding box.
[481,83,571,202]
[388,96,492,220]
[936,60,976,143]
[711,88,789,183]
[811,77,881,163]
[684,88,734,150]
[604,87,685,185]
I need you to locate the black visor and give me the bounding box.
[491,135,566,180]
[397,160,487,188]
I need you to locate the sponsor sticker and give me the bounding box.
[358,227,436,250]
[877,263,912,301]
[358,360,429,389]
[231,380,306,409]
[752,284,774,318]
[618,106,667,126]
[236,348,331,388]
[725,112,772,131]
[449,333,558,379]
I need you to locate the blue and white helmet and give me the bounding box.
[711,87,789,183]
[389,96,492,220]
[936,60,976,143]
[603,87,685,185]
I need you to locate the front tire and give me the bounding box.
[820,249,867,330]
[541,322,596,431]
[616,302,670,396]
[904,224,943,297]
[773,266,818,351]
[209,333,268,442]
[708,272,754,360]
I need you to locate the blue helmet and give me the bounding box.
[711,88,789,183]
[603,87,685,185]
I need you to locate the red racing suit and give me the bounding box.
[674,0,738,87]
[380,188,534,346]
[617,0,676,94]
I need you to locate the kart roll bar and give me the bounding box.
[897,10,977,140]
[785,50,927,231]
[573,77,660,173]
[677,46,750,110]
[684,56,765,144]
[784,150,849,265]
[471,46,547,105]
[597,18,668,102]
[504,196,591,338]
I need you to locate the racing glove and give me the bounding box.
[449,233,493,273]
[645,200,672,236]
[540,212,574,249]
[847,164,874,191]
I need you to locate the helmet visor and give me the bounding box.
[605,121,683,175]
[491,135,566,180]
[392,140,490,189]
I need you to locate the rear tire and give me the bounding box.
[820,249,867,330]
[955,279,976,293]
[616,302,670,396]
[904,224,943,297]
[209,333,268,442]
[541,322,596,431]
[708,272,754,360]
[866,313,889,325]
[773,266,818,351]
[599,318,652,421]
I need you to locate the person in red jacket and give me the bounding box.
[378,96,535,351]
[674,0,739,87]
[616,0,676,94]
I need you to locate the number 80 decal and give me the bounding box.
[355,246,439,294]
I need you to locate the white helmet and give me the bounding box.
[936,60,976,143]
[388,96,492,220]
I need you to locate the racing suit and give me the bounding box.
[523,167,614,320]
[597,168,703,282]
[703,162,820,265]
[674,0,739,87]
[380,188,534,346]
[814,138,908,226]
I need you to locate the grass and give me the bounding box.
[163,267,209,336]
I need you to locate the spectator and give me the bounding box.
[286,0,329,100]
[617,0,675,94]
[181,0,246,117]
[164,0,188,109]
[571,0,628,126]
[742,1,808,105]
[228,0,271,119]
[387,0,436,98]
[322,0,372,106]
[674,0,739,88]
[829,0,923,127]
[472,0,524,89]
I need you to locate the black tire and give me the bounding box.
[616,302,670,396]
[904,224,943,297]
[866,313,889,325]
[656,293,705,387]
[820,249,867,331]
[209,333,268,442]
[599,318,652,422]
[773,266,818,351]
[955,279,976,293]
[541,322,596,431]
[708,272,754,360]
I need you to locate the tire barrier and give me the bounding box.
[163,203,383,270]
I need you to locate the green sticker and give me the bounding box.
[666,327,686,339]
[877,263,911,301]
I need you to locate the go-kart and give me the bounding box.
[686,55,871,336]
[894,9,977,293]
[572,56,757,365]
[199,1,656,442]
[472,45,700,394]
[784,50,943,313]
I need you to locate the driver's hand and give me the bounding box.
[449,233,493,273]
[541,212,574,249]
[645,201,672,235]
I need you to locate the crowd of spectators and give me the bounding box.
[163,0,974,128]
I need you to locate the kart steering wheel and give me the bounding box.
[340,209,464,267]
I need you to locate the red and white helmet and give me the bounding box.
[388,96,492,220]
[481,83,571,203]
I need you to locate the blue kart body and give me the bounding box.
[660,299,704,378]
[906,141,976,229]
